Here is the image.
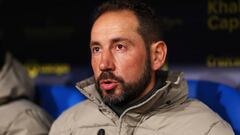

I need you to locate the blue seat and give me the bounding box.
[188,80,240,135]
[36,85,86,119]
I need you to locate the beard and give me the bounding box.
[95,57,152,106]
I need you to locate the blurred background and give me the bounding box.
[0,0,240,89]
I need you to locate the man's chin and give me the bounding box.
[102,94,124,105]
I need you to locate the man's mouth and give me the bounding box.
[100,79,118,91]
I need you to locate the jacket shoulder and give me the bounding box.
[186,100,234,135]
[0,99,53,135]
[141,99,234,135]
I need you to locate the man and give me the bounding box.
[0,50,53,134]
[50,0,234,135]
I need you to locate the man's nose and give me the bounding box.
[99,51,115,71]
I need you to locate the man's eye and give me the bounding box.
[92,47,101,53]
[116,44,125,51]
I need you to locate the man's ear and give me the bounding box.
[150,41,167,71]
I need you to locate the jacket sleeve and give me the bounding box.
[6,109,53,135]
[207,121,235,135]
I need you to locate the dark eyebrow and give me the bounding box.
[90,41,101,47]
[90,37,133,47]
[111,37,133,45]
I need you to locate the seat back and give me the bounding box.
[188,80,240,135]
[36,84,86,119]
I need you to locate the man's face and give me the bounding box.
[90,10,155,105]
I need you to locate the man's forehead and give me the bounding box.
[90,10,141,45]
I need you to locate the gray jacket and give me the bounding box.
[0,53,53,135]
[50,71,234,135]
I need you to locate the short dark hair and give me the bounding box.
[92,0,162,47]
